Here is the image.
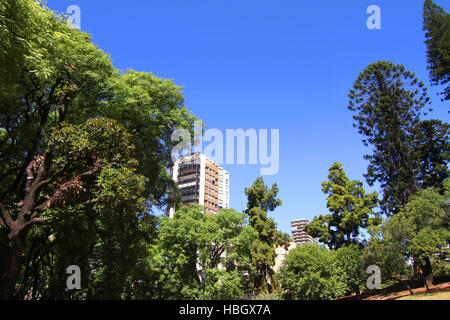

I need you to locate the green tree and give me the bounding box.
[347,61,449,215]
[335,244,365,295]
[383,181,450,288]
[244,177,290,294]
[0,1,196,211]
[0,118,148,298]
[305,163,380,249]
[423,0,450,101]
[0,0,197,299]
[153,205,256,299]
[279,243,347,300]
[361,225,410,287]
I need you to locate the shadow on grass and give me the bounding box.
[338,275,450,300]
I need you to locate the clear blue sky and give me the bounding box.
[47,0,449,235]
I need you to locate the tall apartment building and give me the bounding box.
[291,219,316,245]
[168,153,230,217]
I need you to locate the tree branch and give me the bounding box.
[34,162,101,212]
[24,218,46,228]
[22,155,47,217]
[21,218,47,236]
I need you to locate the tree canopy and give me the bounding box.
[137,205,257,300]
[383,180,450,287]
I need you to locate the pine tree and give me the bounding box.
[423,0,450,101]
[413,119,449,192]
[348,61,430,215]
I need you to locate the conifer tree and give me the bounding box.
[305,163,380,250]
[348,61,430,215]
[423,0,450,101]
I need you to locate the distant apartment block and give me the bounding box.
[168,153,230,217]
[291,219,316,245]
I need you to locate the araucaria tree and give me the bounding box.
[347,61,449,215]
[423,0,450,101]
[304,163,380,250]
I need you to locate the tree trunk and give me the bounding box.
[422,257,433,291]
[0,231,25,299]
[406,284,414,295]
[412,261,420,279]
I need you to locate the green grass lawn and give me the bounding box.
[396,291,450,300]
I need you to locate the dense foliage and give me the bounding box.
[383,181,450,287]
[279,244,347,300]
[244,177,290,294]
[305,163,380,250]
[134,206,258,300]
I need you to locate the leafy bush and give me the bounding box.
[279,244,347,300]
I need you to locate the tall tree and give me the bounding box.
[0,0,196,210]
[305,163,380,250]
[244,177,290,294]
[0,0,197,299]
[348,61,432,215]
[423,0,450,101]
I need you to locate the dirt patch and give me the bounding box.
[364,282,450,300]
[338,276,450,300]
[396,291,450,300]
